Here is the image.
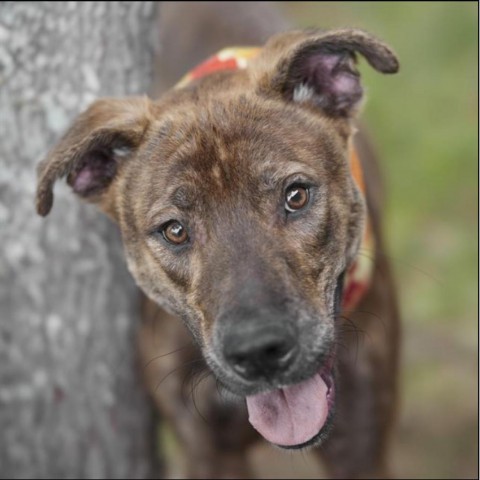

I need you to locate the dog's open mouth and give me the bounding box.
[245,356,335,448]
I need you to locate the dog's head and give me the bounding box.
[36,29,398,448]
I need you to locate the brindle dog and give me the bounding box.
[36,3,400,478]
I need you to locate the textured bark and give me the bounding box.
[0,2,159,478]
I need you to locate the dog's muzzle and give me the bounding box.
[213,300,336,449]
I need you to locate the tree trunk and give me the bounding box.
[0,2,159,478]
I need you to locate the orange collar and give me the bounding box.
[175,47,374,311]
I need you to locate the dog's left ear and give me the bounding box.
[255,29,399,118]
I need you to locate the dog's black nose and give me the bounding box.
[223,325,297,380]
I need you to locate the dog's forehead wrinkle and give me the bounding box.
[151,95,342,182]
[258,160,321,192]
[171,184,196,210]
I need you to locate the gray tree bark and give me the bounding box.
[0,2,160,478]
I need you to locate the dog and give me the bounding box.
[36,3,400,478]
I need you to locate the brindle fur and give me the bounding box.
[36,3,400,478]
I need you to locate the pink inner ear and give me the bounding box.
[69,150,118,196]
[294,51,363,116]
[73,167,95,194]
[319,54,359,94]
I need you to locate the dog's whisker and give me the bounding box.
[180,364,201,408]
[340,308,388,339]
[336,315,371,363]
[339,315,371,340]
[332,339,350,354]
[142,344,193,370]
[178,365,213,424]
[357,248,443,286]
[337,317,370,341]
[214,378,228,402]
[190,370,213,425]
[153,358,204,394]
[177,361,213,426]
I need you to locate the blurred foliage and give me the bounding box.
[282,2,478,478]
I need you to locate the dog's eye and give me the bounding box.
[285,184,309,212]
[162,220,189,245]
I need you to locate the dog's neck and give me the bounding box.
[174,47,375,311]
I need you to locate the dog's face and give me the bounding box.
[37,29,398,448]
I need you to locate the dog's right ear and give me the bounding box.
[36,96,154,217]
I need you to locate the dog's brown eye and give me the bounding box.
[285,185,309,212]
[162,220,189,245]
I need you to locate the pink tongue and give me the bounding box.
[246,374,328,447]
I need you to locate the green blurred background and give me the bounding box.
[283,2,478,478]
[164,2,478,478]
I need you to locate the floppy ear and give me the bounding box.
[36,96,154,216]
[255,29,399,118]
